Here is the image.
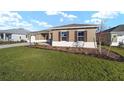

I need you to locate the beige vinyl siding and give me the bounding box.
[52,31,59,41]
[68,30,75,41]
[35,33,49,40]
[86,29,96,42]
[84,31,87,42]
[35,34,44,40]
[51,28,96,42]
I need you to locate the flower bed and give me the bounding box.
[29,45,124,62]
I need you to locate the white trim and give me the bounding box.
[30,35,48,43]
[32,40,48,43]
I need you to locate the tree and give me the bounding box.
[98,17,108,54]
[97,18,115,56]
[97,18,107,54]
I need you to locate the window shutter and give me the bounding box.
[58,32,61,41]
[75,31,77,42]
[84,31,87,42]
[67,31,69,41]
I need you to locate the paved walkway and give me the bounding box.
[0,43,29,49]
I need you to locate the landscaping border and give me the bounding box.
[28,45,124,62]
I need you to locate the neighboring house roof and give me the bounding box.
[102,24,124,33]
[31,30,49,34]
[0,28,30,35]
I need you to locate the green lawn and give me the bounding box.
[0,46,124,81]
[103,46,124,56]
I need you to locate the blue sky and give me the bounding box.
[0,11,124,31]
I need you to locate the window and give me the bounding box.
[77,31,84,41]
[61,32,67,41]
[111,34,117,42]
[6,34,12,40]
[0,33,4,39]
[20,36,21,40]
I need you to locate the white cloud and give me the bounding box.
[59,12,77,20]
[45,11,60,15]
[0,11,33,31]
[32,20,53,27]
[91,11,119,19]
[0,11,22,24]
[45,11,77,20]
[85,19,102,24]
[0,11,22,20]
[120,11,124,13]
[15,21,32,28]
[85,11,124,24]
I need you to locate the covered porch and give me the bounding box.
[30,31,53,45]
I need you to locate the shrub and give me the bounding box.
[118,42,124,47]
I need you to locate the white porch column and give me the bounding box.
[3,33,6,40]
[0,33,1,39]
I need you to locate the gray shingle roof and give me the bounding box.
[30,23,98,34]
[103,24,124,32]
[0,28,30,35]
[53,24,98,28]
[51,24,98,29]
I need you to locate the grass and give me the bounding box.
[0,46,124,80]
[103,46,124,56]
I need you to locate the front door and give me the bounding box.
[31,36,35,42]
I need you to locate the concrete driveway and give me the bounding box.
[0,43,29,49]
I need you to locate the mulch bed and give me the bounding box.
[28,45,124,62]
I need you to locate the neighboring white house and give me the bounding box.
[0,28,30,42]
[96,24,124,46]
[111,31,124,46]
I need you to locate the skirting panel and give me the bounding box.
[52,41,97,48]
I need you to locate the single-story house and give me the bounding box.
[96,24,124,46]
[0,28,30,42]
[30,24,98,48]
